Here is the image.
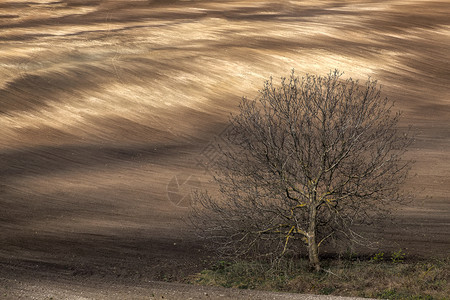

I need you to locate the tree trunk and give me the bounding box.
[307,201,321,271]
[308,232,320,271]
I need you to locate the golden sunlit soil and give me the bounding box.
[0,0,449,297]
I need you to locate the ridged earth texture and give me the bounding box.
[0,0,449,287]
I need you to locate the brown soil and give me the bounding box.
[0,0,449,298]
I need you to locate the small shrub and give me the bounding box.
[371,252,385,263]
[211,260,231,272]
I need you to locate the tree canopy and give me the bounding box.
[191,70,412,270]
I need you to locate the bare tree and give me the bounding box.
[191,70,412,271]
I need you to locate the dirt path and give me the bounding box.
[1,276,373,300]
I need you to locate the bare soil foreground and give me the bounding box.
[1,275,375,300]
[0,0,449,298]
